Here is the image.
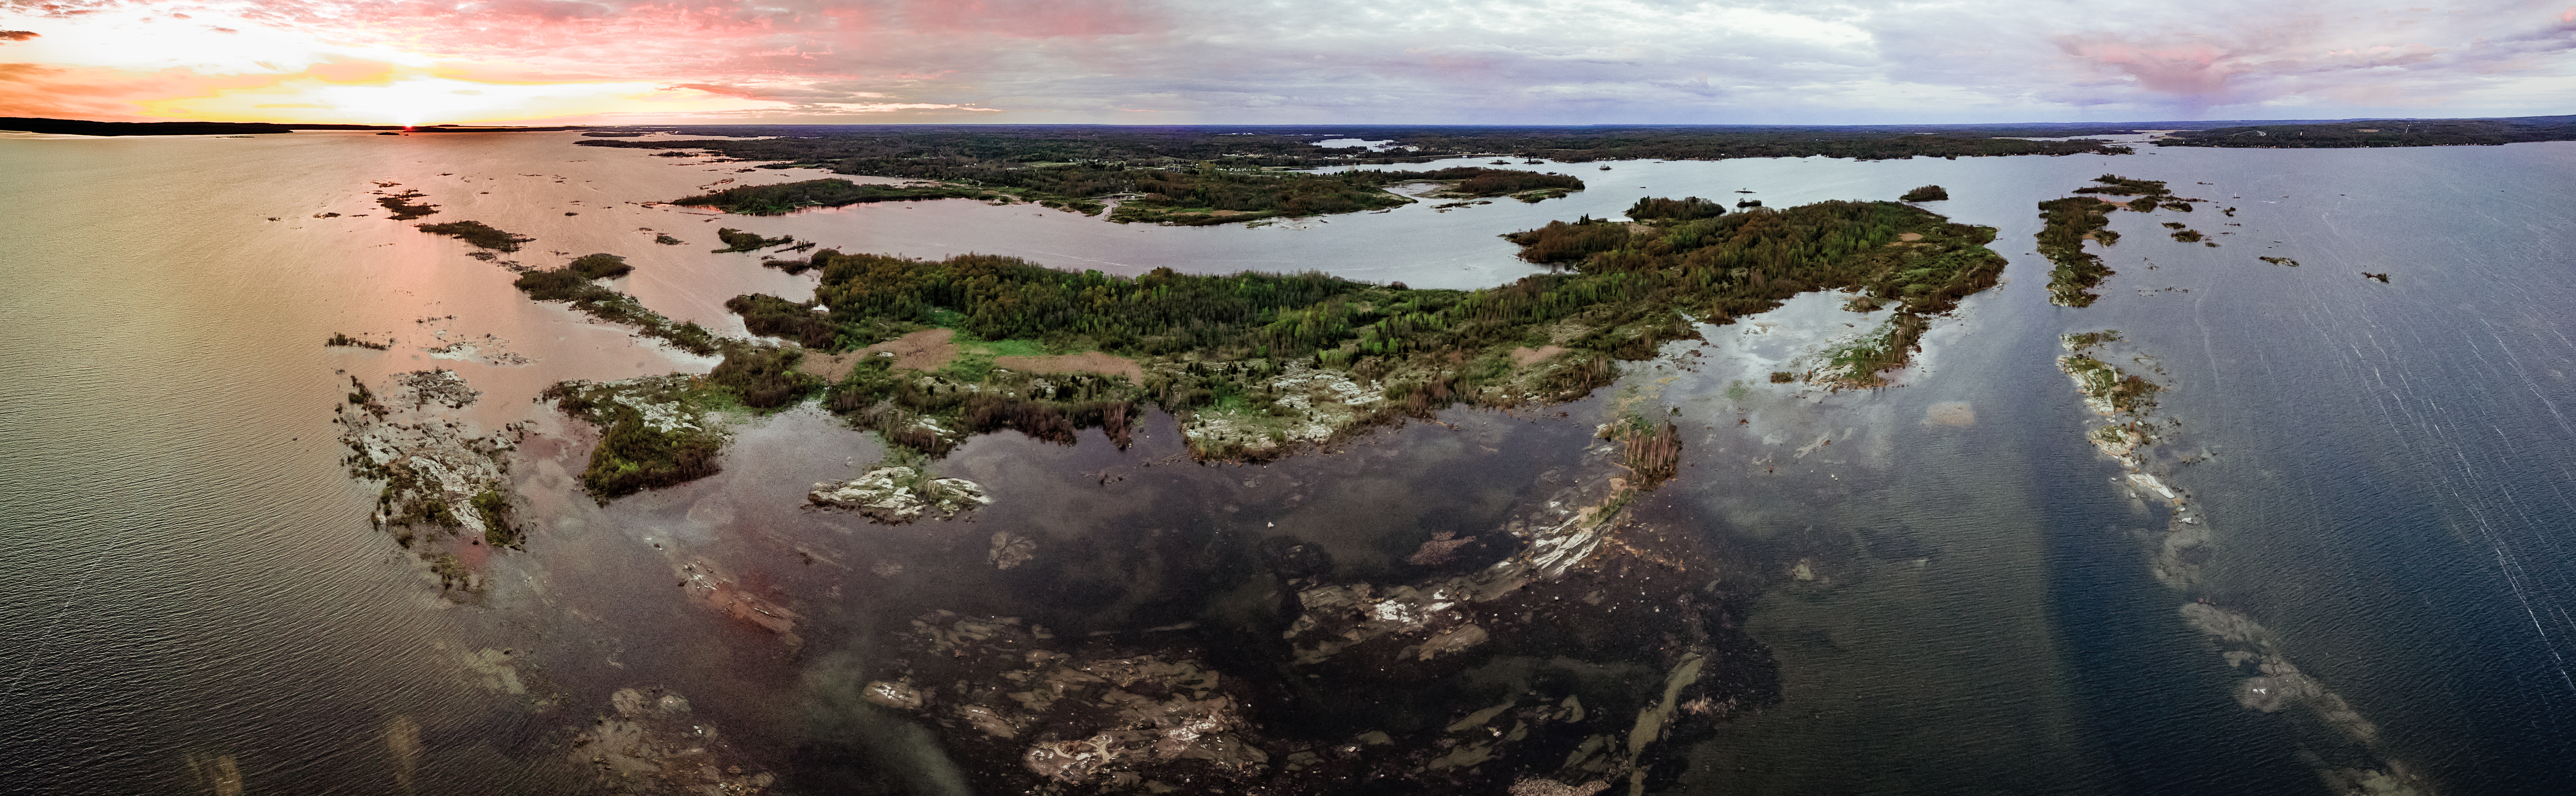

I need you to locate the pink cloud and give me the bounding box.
[0,30,40,42]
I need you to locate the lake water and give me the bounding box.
[2,131,2570,794]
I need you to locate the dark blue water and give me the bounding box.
[2032,144,2576,793]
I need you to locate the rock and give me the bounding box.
[861,680,924,710]
[808,466,991,523]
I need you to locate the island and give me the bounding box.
[2036,175,2208,306]
[663,168,1586,226]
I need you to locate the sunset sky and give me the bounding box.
[3,0,2571,126]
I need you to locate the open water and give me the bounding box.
[2,130,2571,794]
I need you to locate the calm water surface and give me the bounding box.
[2,132,2570,794]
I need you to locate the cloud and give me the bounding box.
[1,0,2570,124]
[0,29,38,41]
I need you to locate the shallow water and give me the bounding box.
[3,132,2571,794]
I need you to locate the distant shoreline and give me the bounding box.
[0,116,589,137]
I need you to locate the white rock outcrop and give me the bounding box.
[808,466,991,523]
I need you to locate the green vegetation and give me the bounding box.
[1106,166,1415,225]
[325,332,391,351]
[2157,116,2576,149]
[2072,175,2168,196]
[1900,185,1949,202]
[1603,412,1683,488]
[667,178,998,215]
[1104,165,1581,225]
[1812,319,1920,388]
[2061,353,2161,415]
[712,228,796,253]
[2036,175,2205,307]
[733,198,2002,457]
[706,345,821,410]
[566,253,633,279]
[599,131,1610,225]
[1501,216,1632,264]
[653,233,683,245]
[376,190,438,220]
[1624,196,1728,221]
[472,490,520,548]
[510,258,720,355]
[2258,256,2300,267]
[2062,330,2122,348]
[2036,197,2116,307]
[416,220,532,252]
[542,376,728,500]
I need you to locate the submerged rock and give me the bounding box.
[568,686,775,795]
[807,466,990,523]
[859,444,1775,795]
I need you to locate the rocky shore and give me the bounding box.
[333,369,524,594]
[2056,331,2428,796]
[807,466,990,524]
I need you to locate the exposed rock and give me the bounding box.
[807,466,990,523]
[396,368,481,409]
[334,371,521,574]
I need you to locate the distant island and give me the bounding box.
[0,116,589,136]
[573,122,2139,168]
[663,168,1586,224]
[2156,115,2576,148]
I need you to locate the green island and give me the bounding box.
[710,227,796,253]
[2259,256,2301,267]
[674,195,2000,477]
[1107,166,1583,225]
[508,253,720,357]
[1622,196,1729,221]
[416,219,533,252]
[663,167,1583,227]
[462,191,2001,504]
[2036,175,2208,306]
[2156,115,2576,149]
[1900,184,1949,202]
[374,189,438,220]
[667,178,1001,215]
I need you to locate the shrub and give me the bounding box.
[707,346,819,410]
[568,253,633,279]
[1625,196,1728,221]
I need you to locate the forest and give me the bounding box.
[709,194,2004,460]
[666,179,1000,215]
[2156,115,2576,148]
[2035,175,2206,307]
[665,168,1585,226]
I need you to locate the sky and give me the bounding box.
[2,0,2571,126]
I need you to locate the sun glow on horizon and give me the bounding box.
[0,4,823,125]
